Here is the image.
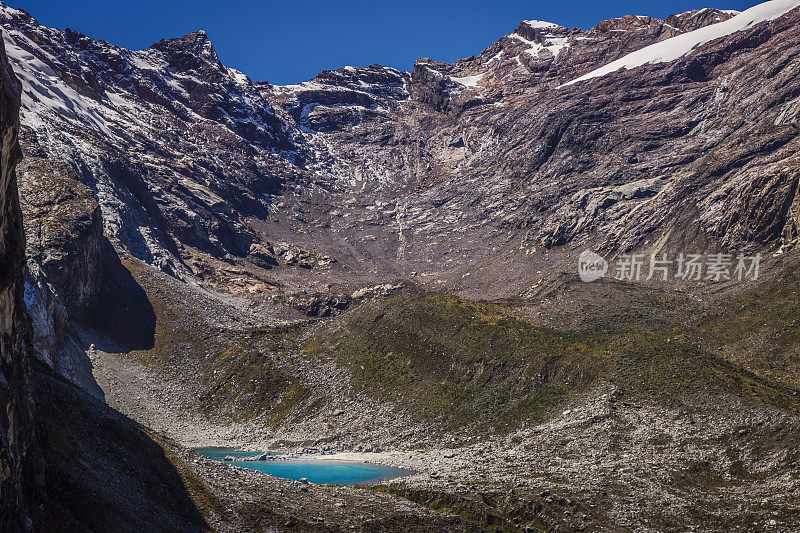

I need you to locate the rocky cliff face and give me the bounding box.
[0,2,304,284]
[0,0,798,296]
[5,2,798,301]
[0,26,218,531]
[18,127,104,394]
[0,25,41,533]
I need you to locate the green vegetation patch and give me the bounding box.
[199,325,312,425]
[699,255,800,388]
[303,293,800,433]
[376,484,549,532]
[303,293,608,431]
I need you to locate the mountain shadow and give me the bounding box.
[31,359,211,532]
[78,238,156,351]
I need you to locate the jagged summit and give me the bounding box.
[513,19,570,44]
[151,29,214,54]
[149,29,221,69]
[565,0,800,86]
[0,2,29,21]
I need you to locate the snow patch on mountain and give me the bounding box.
[451,72,486,88]
[509,32,569,59]
[521,20,561,29]
[563,0,800,87]
[3,28,114,136]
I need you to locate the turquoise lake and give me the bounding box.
[194,447,414,485]
[194,447,274,461]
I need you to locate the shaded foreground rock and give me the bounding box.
[0,26,43,532]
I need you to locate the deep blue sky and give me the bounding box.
[13,0,756,84]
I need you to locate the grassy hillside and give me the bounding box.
[700,254,800,389]
[109,245,800,435]
[197,325,314,425]
[303,293,800,432]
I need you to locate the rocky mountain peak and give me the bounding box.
[590,14,668,33]
[665,7,740,31]
[514,20,571,42]
[0,2,30,26]
[149,29,221,71]
[587,8,737,35]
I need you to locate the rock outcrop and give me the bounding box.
[18,127,104,392]
[0,25,41,533]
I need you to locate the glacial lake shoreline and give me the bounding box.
[194,447,416,485]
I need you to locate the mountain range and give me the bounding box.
[2,0,800,530]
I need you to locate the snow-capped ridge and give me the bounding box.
[563,0,800,87]
[2,28,115,136]
[521,20,561,29]
[450,72,486,88]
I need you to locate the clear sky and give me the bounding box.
[11,0,757,85]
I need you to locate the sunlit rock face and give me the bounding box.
[1,2,799,303]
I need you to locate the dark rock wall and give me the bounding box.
[0,29,42,533]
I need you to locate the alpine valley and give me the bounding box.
[2,0,800,530]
